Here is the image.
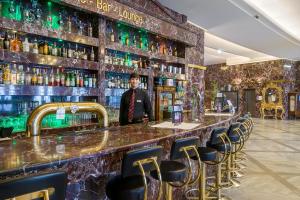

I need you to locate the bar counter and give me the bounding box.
[0,114,239,199]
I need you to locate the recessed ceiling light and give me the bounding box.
[217,49,223,54]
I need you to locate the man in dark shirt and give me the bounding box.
[119,73,153,126]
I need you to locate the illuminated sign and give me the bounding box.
[78,0,144,25]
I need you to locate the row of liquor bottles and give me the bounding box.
[0,1,97,37]
[104,50,149,68]
[105,73,148,90]
[106,23,182,57]
[0,31,97,61]
[0,64,97,88]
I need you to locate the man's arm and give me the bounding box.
[144,92,154,121]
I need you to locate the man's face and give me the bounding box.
[129,77,139,89]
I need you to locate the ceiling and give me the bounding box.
[158,0,300,65]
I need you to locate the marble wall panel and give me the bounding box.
[205,60,298,118]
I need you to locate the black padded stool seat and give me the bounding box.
[0,171,67,200]
[191,147,218,162]
[106,175,150,200]
[228,134,240,142]
[208,142,231,152]
[198,147,218,161]
[151,160,186,182]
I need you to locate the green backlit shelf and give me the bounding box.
[0,17,99,47]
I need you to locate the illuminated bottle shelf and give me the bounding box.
[0,85,99,96]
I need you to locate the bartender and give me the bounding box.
[119,73,153,126]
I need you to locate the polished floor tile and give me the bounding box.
[225,118,300,199]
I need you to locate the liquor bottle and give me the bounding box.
[43,41,49,55]
[144,78,148,90]
[79,72,84,87]
[65,72,70,87]
[49,68,55,86]
[70,71,75,87]
[3,64,11,84]
[174,47,177,57]
[17,65,25,85]
[44,69,49,86]
[110,29,115,42]
[67,43,72,58]
[88,75,93,88]
[76,71,80,87]
[111,76,115,88]
[3,32,10,50]
[37,69,43,85]
[52,42,57,56]
[25,67,32,85]
[67,16,72,33]
[55,69,60,86]
[125,35,129,46]
[156,42,160,54]
[10,33,21,52]
[60,69,65,86]
[92,74,97,88]
[31,68,38,85]
[78,20,84,35]
[118,32,122,43]
[10,64,17,85]
[32,38,39,54]
[23,37,30,53]
[132,35,136,46]
[168,46,173,56]
[138,58,143,68]
[84,75,89,87]
[150,41,155,52]
[57,44,61,57]
[74,44,79,59]
[62,44,67,57]
[88,23,93,37]
[163,46,167,55]
[90,47,95,61]
[82,48,87,60]
[139,37,143,49]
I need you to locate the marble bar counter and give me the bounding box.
[0,114,239,199]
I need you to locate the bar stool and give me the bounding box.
[106,146,163,200]
[225,123,245,186]
[206,127,232,200]
[236,117,253,164]
[181,127,231,200]
[0,171,68,200]
[150,137,202,200]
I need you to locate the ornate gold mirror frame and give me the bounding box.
[260,82,284,119]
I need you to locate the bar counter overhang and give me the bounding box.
[0,114,239,197]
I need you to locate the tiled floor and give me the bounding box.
[224,119,300,200]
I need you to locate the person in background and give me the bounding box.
[119,73,153,126]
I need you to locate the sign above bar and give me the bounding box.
[78,0,144,25]
[63,0,197,46]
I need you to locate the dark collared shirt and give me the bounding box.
[119,88,153,126]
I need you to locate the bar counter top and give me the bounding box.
[0,115,238,177]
